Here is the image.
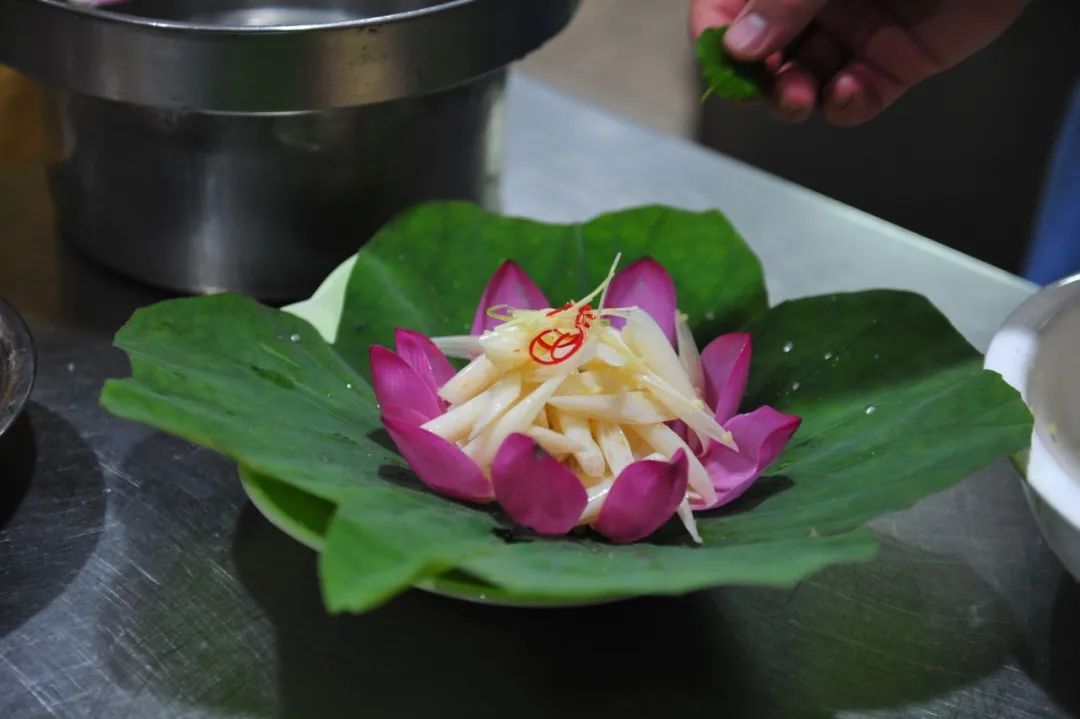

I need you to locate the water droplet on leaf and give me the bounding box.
[865,405,877,415]
[289,333,301,342]
[782,342,794,353]
[823,352,833,360]
[791,381,800,391]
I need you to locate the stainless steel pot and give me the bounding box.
[0,0,578,298]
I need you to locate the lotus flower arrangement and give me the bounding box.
[100,202,1032,612]
[371,257,800,544]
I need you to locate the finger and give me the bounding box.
[725,52,784,109]
[690,0,746,38]
[771,62,817,123]
[723,0,831,61]
[763,50,786,74]
[821,62,905,126]
[790,29,848,83]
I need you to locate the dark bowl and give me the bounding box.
[0,300,35,439]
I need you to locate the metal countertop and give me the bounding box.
[0,75,1075,719]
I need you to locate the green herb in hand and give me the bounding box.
[695,26,771,102]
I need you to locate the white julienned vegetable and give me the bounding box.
[428,257,737,543]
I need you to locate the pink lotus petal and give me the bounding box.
[604,257,678,343]
[701,332,752,424]
[369,346,443,422]
[492,433,588,535]
[382,405,494,503]
[696,406,801,510]
[471,261,549,335]
[595,450,689,543]
[394,328,456,396]
[381,403,430,427]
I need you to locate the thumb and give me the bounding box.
[690,0,745,38]
[724,0,830,60]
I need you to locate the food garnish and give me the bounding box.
[372,255,800,543]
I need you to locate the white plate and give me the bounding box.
[280,255,356,344]
[985,273,1080,580]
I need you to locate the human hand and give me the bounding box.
[690,0,1030,125]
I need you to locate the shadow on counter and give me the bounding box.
[1028,576,1080,716]
[0,404,106,638]
[90,425,1039,718]
[235,514,1017,718]
[95,433,278,716]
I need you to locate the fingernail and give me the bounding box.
[725,13,768,55]
[778,100,809,123]
[830,79,857,111]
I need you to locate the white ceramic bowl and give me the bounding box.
[985,273,1080,580]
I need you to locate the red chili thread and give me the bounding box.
[528,304,598,365]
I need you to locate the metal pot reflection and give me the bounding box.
[1,0,577,298]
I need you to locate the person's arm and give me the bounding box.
[691,0,1031,125]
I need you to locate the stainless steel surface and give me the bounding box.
[0,0,579,112]
[46,69,507,298]
[0,75,1076,718]
[0,299,34,439]
[1,0,575,298]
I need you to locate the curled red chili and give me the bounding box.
[529,304,598,365]
[529,329,584,365]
